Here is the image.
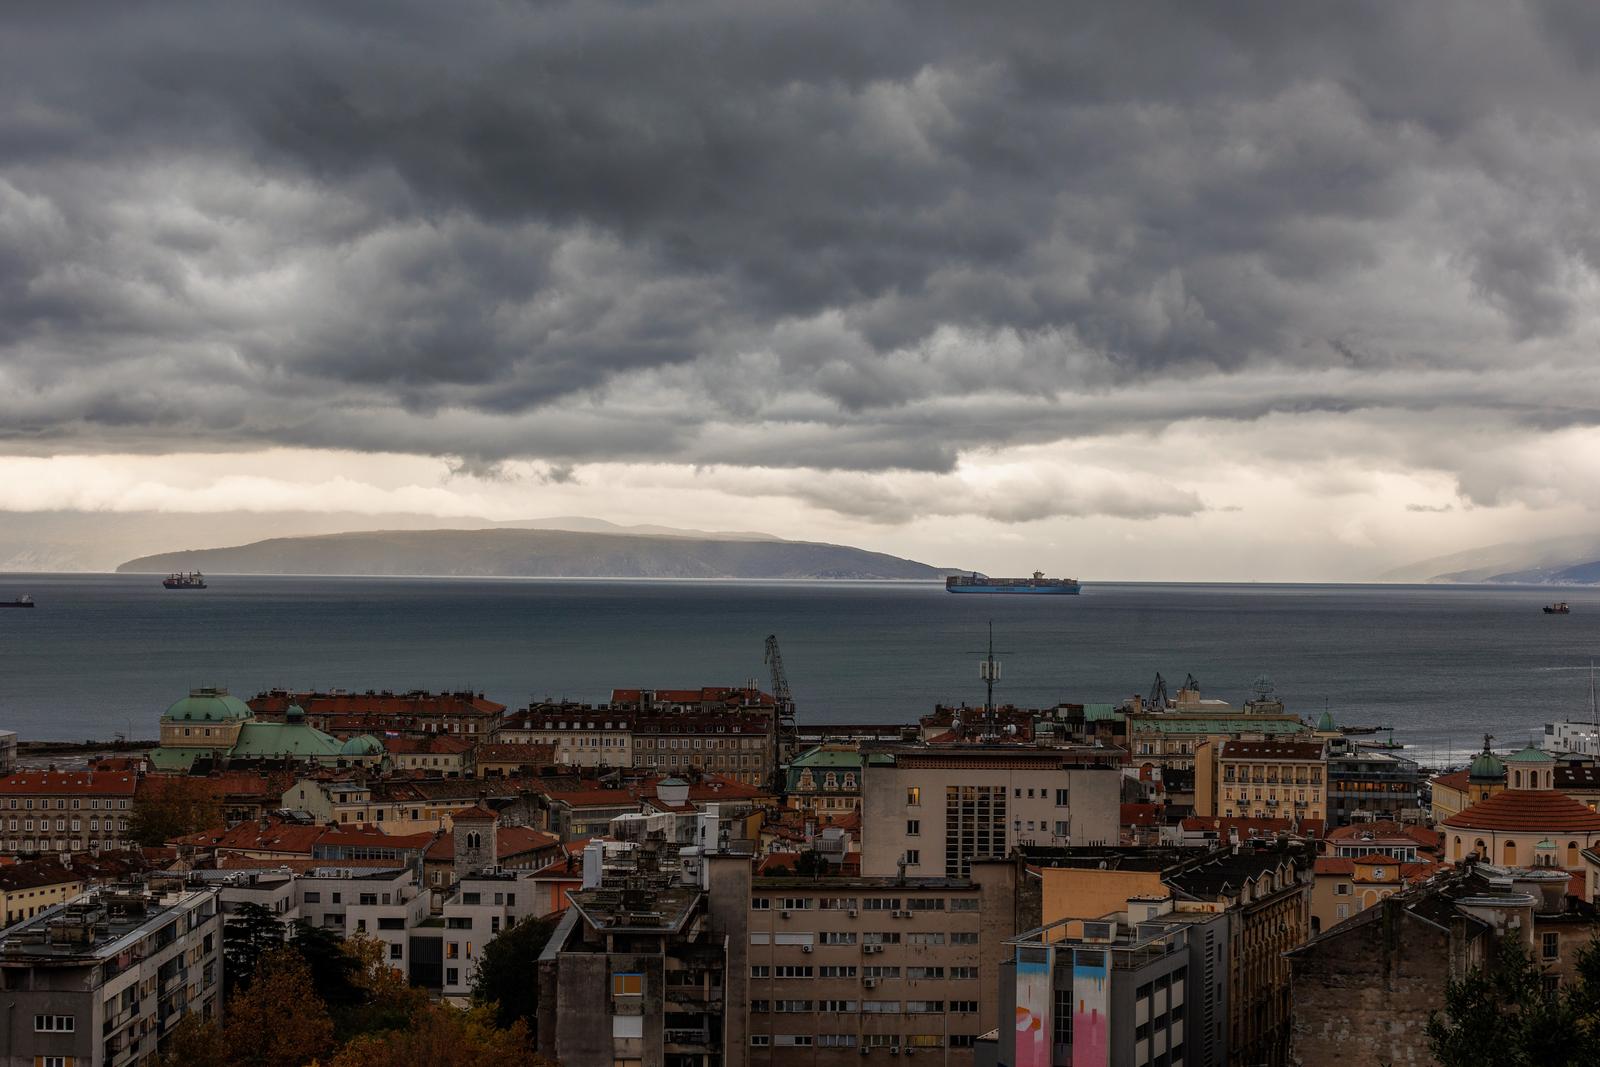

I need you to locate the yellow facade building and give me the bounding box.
[1196,738,1328,823]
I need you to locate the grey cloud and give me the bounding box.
[3,1,1600,482]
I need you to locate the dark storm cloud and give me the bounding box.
[4,0,1600,484]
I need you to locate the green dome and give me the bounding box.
[285,704,306,723]
[1316,710,1336,732]
[1468,749,1505,783]
[163,687,253,723]
[1503,745,1554,764]
[339,734,385,756]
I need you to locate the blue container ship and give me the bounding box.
[946,570,1081,594]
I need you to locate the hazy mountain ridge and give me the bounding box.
[116,528,956,580]
[1386,534,1600,584]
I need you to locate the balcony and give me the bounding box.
[664,1029,712,1048]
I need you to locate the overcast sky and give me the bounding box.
[5,1,1600,579]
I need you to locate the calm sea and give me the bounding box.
[0,574,1595,762]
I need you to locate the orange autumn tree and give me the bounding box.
[328,1003,549,1067]
[223,947,336,1067]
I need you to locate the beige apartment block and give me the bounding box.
[745,862,1026,1066]
[859,745,1121,878]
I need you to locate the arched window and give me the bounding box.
[1569,842,1581,866]
[1514,770,1523,788]
[1503,840,1516,865]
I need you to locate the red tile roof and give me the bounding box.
[0,770,137,797]
[543,789,639,808]
[1431,770,1473,791]
[452,805,497,822]
[1325,821,1443,852]
[1121,803,1161,827]
[171,819,327,854]
[424,825,560,863]
[1441,790,1600,832]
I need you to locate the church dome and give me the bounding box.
[1468,748,1505,784]
[285,704,306,723]
[162,687,253,724]
[339,734,385,757]
[1316,710,1337,732]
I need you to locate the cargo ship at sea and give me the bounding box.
[945,571,1081,595]
[162,572,207,590]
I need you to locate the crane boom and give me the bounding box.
[764,634,798,794]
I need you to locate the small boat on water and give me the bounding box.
[1544,602,1571,615]
[0,595,34,609]
[1339,724,1390,736]
[163,572,207,590]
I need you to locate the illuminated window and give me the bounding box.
[612,972,643,996]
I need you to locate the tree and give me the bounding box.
[328,1004,548,1067]
[1427,935,1600,1067]
[154,1013,228,1067]
[292,918,364,1011]
[336,933,430,1040]
[793,850,830,877]
[221,947,335,1067]
[472,912,564,1036]
[128,776,223,847]
[222,901,285,996]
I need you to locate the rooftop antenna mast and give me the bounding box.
[970,622,1013,740]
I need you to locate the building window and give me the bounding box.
[1544,932,1560,961]
[904,850,920,866]
[906,819,920,836]
[612,972,643,996]
[907,787,921,806]
[34,1015,75,1032]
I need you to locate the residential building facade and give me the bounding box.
[0,886,223,1067]
[859,745,1122,878]
[0,769,138,857]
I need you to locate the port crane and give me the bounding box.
[765,634,799,791]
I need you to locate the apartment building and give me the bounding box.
[999,900,1231,1067]
[745,863,1026,1065]
[500,706,635,768]
[1325,745,1424,827]
[0,769,138,857]
[0,730,18,775]
[0,886,223,1067]
[784,746,862,822]
[632,712,774,786]
[538,827,753,1067]
[1194,738,1328,824]
[859,745,1121,878]
[383,735,476,776]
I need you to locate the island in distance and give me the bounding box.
[117,527,962,581]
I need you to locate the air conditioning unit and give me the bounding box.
[781,910,791,919]
[890,1047,901,1056]
[802,945,813,953]
[864,978,877,988]
[848,908,859,917]
[860,1048,871,1056]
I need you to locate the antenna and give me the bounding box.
[969,622,1013,740]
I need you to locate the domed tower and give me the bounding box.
[1464,735,1508,807]
[159,686,254,752]
[339,734,385,764]
[1503,744,1556,791]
